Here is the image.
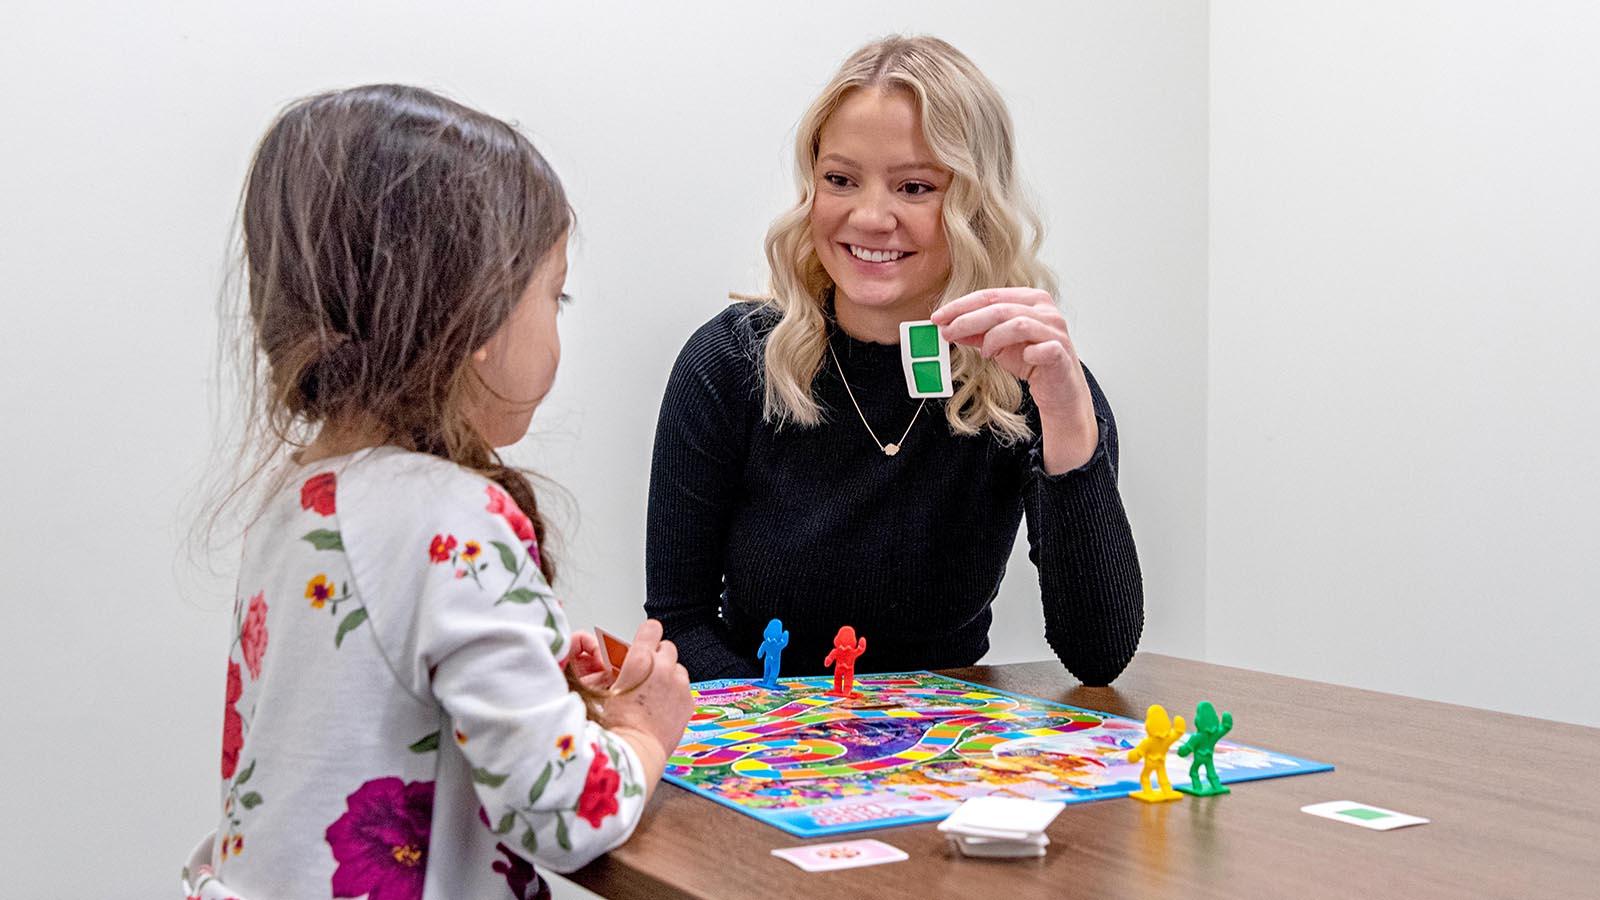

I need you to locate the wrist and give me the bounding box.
[609,725,669,788]
[1038,405,1099,474]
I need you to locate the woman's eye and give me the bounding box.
[902,182,935,196]
[557,292,573,307]
[823,173,853,188]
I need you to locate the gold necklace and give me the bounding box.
[828,343,926,457]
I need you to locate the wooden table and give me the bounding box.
[568,653,1600,899]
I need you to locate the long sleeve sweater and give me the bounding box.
[185,447,645,900]
[645,303,1144,686]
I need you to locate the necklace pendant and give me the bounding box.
[883,443,900,457]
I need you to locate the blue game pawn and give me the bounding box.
[756,618,789,689]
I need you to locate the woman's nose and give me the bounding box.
[846,185,896,233]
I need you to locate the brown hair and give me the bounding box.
[236,83,566,581]
[222,85,602,708]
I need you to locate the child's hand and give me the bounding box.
[603,620,694,770]
[567,631,615,691]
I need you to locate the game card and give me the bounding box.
[1301,801,1429,831]
[771,839,909,872]
[593,627,629,674]
[937,797,1064,839]
[899,320,954,398]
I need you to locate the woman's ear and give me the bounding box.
[473,346,490,363]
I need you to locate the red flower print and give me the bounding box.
[484,486,540,566]
[221,661,243,780]
[301,472,337,516]
[428,534,457,564]
[575,743,621,828]
[306,574,334,609]
[325,777,434,900]
[240,592,268,680]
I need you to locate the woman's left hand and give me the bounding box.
[932,288,1099,473]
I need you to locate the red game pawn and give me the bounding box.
[824,625,867,697]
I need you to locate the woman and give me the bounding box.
[646,35,1143,684]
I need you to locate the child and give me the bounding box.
[183,84,693,899]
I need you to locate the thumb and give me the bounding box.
[611,620,663,694]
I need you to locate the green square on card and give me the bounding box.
[912,360,945,393]
[1337,807,1391,821]
[907,323,941,358]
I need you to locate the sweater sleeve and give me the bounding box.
[364,472,649,873]
[645,310,762,680]
[1023,364,1145,685]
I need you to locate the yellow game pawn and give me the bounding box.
[1127,704,1186,802]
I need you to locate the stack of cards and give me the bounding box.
[937,797,1064,859]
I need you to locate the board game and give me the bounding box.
[664,672,1332,838]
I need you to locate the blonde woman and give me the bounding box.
[646,36,1143,684]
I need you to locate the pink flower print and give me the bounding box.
[301,472,337,516]
[240,592,268,680]
[221,661,243,780]
[325,777,435,900]
[484,485,540,566]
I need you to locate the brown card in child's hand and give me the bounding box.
[594,627,629,673]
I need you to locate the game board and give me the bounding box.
[664,672,1332,838]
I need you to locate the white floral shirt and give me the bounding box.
[183,447,645,900]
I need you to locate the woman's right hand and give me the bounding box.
[602,619,694,778]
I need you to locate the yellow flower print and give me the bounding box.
[305,574,335,609]
[556,734,575,760]
[462,541,482,562]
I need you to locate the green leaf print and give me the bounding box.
[408,731,440,753]
[495,811,516,835]
[521,826,539,853]
[527,762,553,804]
[491,540,520,574]
[498,588,539,605]
[549,633,564,656]
[301,529,344,551]
[472,767,509,788]
[556,813,571,852]
[334,607,368,647]
[234,759,255,786]
[240,792,263,809]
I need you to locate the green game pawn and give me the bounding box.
[1175,701,1234,796]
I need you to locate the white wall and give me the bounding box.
[1208,1,1600,726]
[0,1,1208,894]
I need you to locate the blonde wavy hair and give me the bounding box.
[761,34,1056,441]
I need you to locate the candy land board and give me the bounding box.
[664,672,1332,838]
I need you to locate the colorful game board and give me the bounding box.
[664,672,1332,837]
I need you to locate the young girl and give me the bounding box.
[184,84,693,899]
[647,36,1144,682]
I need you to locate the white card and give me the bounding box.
[771,839,910,872]
[1301,800,1430,831]
[949,836,1048,858]
[937,797,1064,839]
[899,320,954,398]
[954,832,1050,848]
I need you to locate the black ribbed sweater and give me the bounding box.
[645,304,1143,685]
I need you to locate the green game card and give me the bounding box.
[899,320,953,399]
